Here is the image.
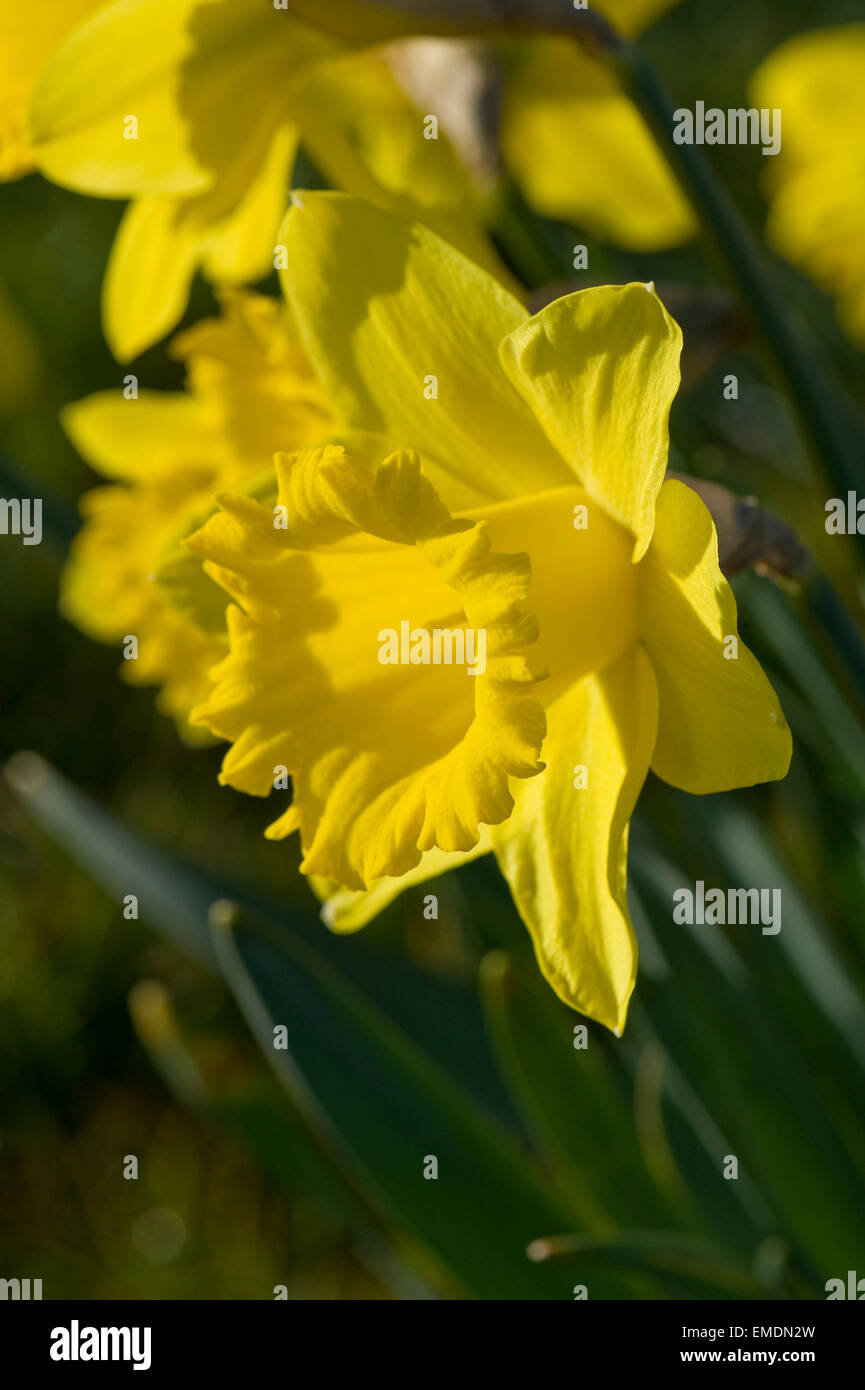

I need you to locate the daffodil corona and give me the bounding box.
[186,194,791,1032]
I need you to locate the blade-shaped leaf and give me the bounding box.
[480,951,683,1232]
[6,752,516,1125]
[630,844,865,1279]
[210,902,647,1299]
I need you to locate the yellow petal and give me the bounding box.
[30,0,328,197]
[278,192,570,510]
[471,484,639,701]
[0,0,102,180]
[491,644,658,1033]
[188,445,546,890]
[764,161,865,344]
[60,481,226,741]
[499,283,682,559]
[102,118,298,362]
[502,38,695,251]
[751,25,865,166]
[102,196,205,362]
[61,391,220,480]
[751,26,865,345]
[200,124,298,284]
[638,479,792,793]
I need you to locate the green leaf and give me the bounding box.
[479,951,682,1232]
[11,753,606,1295]
[209,901,644,1299]
[740,576,865,801]
[6,751,216,963]
[695,800,865,1078]
[630,843,865,1278]
[5,752,517,1125]
[127,977,356,1218]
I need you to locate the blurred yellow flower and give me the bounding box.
[27,0,505,361]
[186,194,790,1031]
[752,25,865,343]
[61,291,332,736]
[501,36,694,250]
[0,0,103,180]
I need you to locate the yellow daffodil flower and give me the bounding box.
[751,25,865,344]
[27,0,506,361]
[185,194,790,1031]
[61,290,332,735]
[0,0,104,180]
[499,0,693,249]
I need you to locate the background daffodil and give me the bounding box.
[497,0,692,252]
[0,0,104,180]
[185,194,791,1032]
[500,35,694,250]
[26,0,507,361]
[61,290,332,735]
[751,25,865,345]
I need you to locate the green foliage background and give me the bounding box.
[2,0,865,1298]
